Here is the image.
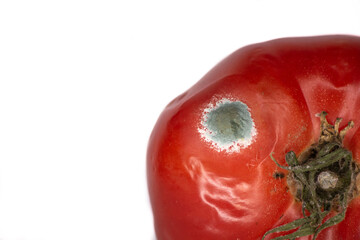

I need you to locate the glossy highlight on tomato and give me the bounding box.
[147,35,360,240]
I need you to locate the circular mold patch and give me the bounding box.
[199,99,256,153]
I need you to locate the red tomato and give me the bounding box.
[147,35,360,240]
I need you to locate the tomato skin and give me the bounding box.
[147,35,360,240]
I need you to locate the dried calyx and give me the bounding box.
[262,111,359,240]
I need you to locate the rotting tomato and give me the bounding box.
[147,35,360,240]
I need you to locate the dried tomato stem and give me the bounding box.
[263,112,359,240]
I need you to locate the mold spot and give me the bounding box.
[205,101,252,144]
[199,99,256,153]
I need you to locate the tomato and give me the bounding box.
[147,35,360,240]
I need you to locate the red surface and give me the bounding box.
[147,35,360,240]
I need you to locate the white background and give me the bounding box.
[0,0,359,239]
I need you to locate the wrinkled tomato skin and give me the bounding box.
[147,35,360,240]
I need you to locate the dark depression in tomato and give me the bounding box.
[147,35,360,240]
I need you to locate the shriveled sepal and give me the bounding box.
[263,112,359,240]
